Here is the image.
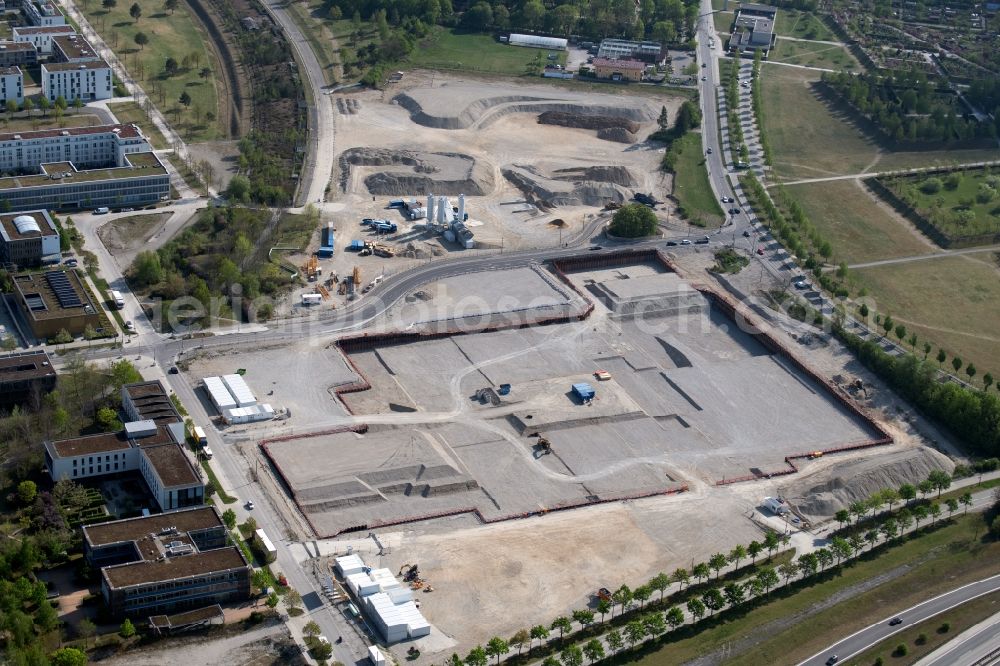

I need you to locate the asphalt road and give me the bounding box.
[915,610,1000,666]
[798,574,1000,666]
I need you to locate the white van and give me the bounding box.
[93,207,110,214]
[202,446,213,459]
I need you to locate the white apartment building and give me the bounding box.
[0,66,23,105]
[41,60,112,102]
[23,0,66,26]
[12,25,76,54]
[0,123,150,172]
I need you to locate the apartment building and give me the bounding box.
[0,66,23,105]
[12,25,76,55]
[41,59,113,102]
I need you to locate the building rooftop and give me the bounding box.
[125,381,169,400]
[0,66,23,76]
[12,269,97,322]
[140,442,200,487]
[12,25,76,35]
[48,424,175,458]
[0,350,55,382]
[0,43,36,52]
[0,210,58,242]
[0,123,142,144]
[83,506,224,548]
[124,380,183,425]
[0,152,166,191]
[41,59,109,72]
[739,2,778,16]
[592,58,647,71]
[102,546,247,589]
[149,604,224,629]
[52,34,98,60]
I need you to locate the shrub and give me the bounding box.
[893,643,908,657]
[915,632,927,645]
[920,177,942,194]
[608,204,658,238]
[938,622,950,633]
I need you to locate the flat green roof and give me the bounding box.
[0,152,167,191]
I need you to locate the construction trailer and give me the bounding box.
[319,222,335,257]
[762,496,790,515]
[572,382,595,401]
[301,293,323,306]
[253,528,277,562]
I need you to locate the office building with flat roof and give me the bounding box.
[82,507,250,617]
[12,25,76,54]
[0,350,56,408]
[11,269,103,339]
[51,34,101,63]
[0,209,60,267]
[0,42,38,68]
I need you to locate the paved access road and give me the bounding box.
[915,610,1000,666]
[798,574,1000,666]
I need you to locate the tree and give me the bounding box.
[17,480,37,505]
[633,585,652,609]
[132,249,163,286]
[5,99,17,116]
[671,567,689,590]
[134,31,149,50]
[530,625,549,648]
[120,617,136,638]
[486,637,509,664]
[657,105,669,130]
[918,479,934,498]
[165,57,179,76]
[466,646,488,666]
[73,98,83,114]
[572,609,594,629]
[461,1,493,29]
[882,488,900,513]
[596,598,611,623]
[303,620,321,638]
[764,531,780,559]
[899,483,917,506]
[797,553,818,577]
[179,90,192,109]
[102,0,117,8]
[649,572,670,601]
[894,323,906,343]
[692,562,710,583]
[130,2,142,21]
[38,96,50,117]
[966,364,977,383]
[624,619,646,647]
[560,645,583,666]
[945,498,959,519]
[686,597,706,622]
[952,356,963,373]
[611,585,633,617]
[937,348,947,366]
[708,552,727,579]
[815,548,833,571]
[164,0,177,12]
[880,517,898,541]
[606,629,624,653]
[835,509,850,529]
[609,204,658,238]
[756,567,779,596]
[849,501,867,524]
[222,508,237,529]
[510,629,530,656]
[583,638,605,664]
[97,406,121,430]
[550,616,572,643]
[897,508,913,533]
[929,503,941,525]
[77,618,96,647]
[665,606,685,629]
[747,540,764,564]
[723,582,744,607]
[199,66,211,80]
[960,492,973,514]
[22,98,34,116]
[643,612,666,636]
[285,588,302,611]
[50,648,87,666]
[728,544,747,571]
[882,314,894,338]
[928,470,952,497]
[779,561,798,584]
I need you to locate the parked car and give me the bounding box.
[666,240,678,246]
[757,246,764,255]
[245,500,255,510]
[743,230,750,237]
[729,207,741,215]
[64,258,78,267]
[680,239,692,245]
[124,321,135,332]
[93,207,110,215]
[169,366,179,374]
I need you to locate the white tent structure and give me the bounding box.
[508,33,567,50]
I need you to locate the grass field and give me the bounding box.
[406,29,566,75]
[626,515,1000,666]
[107,101,167,148]
[881,169,1000,239]
[671,132,724,227]
[773,8,837,40]
[714,11,733,35]
[854,256,1000,375]
[784,180,934,263]
[759,67,1000,181]
[770,38,860,70]
[81,2,220,141]
[0,112,103,133]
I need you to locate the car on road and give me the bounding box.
[680,239,692,245]
[64,258,78,267]
[245,500,255,510]
[889,617,903,626]
[588,246,602,251]
[794,280,809,289]
[701,76,706,81]
[666,240,678,246]
[825,657,839,665]
[701,62,706,68]
[124,321,135,332]
[169,366,179,374]
[757,246,764,255]
[743,230,750,237]
[122,207,134,212]
[720,196,733,203]
[706,147,713,154]
[729,207,741,215]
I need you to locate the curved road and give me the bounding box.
[798,574,1000,666]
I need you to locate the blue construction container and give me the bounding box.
[498,384,511,396]
[572,382,595,401]
[349,240,365,251]
[318,226,335,257]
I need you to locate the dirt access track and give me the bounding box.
[328,72,683,251]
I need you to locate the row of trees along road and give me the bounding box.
[455,476,1000,666]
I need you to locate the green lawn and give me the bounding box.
[847,591,1000,666]
[625,515,1000,666]
[854,255,1000,376]
[772,8,837,41]
[879,169,1000,239]
[81,3,220,141]
[107,101,167,148]
[769,38,860,70]
[406,29,566,76]
[671,132,724,228]
[713,11,733,35]
[784,180,934,263]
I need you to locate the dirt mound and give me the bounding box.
[552,166,636,187]
[538,111,640,133]
[597,127,639,143]
[339,147,493,195]
[502,166,630,209]
[781,447,955,521]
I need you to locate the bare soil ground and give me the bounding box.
[97,213,172,257]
